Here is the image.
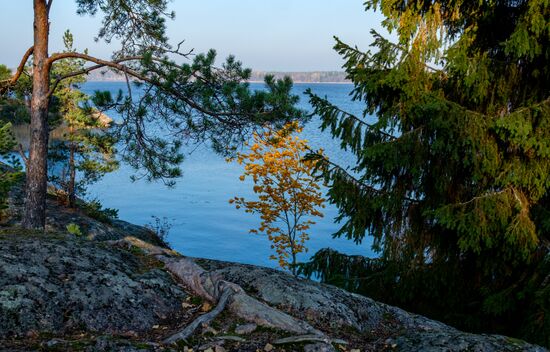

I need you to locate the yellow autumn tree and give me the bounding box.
[229,121,325,275]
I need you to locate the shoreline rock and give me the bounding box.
[0,192,547,351]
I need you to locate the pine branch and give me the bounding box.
[46,54,145,97]
[0,46,34,94]
[46,52,243,123]
[46,51,293,126]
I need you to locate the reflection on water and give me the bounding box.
[11,124,67,151]
[12,109,112,151]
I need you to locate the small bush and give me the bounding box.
[80,198,118,223]
[66,223,83,236]
[145,215,173,247]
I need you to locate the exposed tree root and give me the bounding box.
[110,237,335,345]
[273,334,348,345]
[160,255,323,336]
[215,335,247,343]
[164,286,233,344]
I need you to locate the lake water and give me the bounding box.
[81,81,375,269]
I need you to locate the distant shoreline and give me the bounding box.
[246,80,352,85]
[84,70,351,84]
[86,80,353,85]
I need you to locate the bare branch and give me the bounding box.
[47,52,143,66]
[46,0,53,14]
[0,46,34,93]
[46,54,145,97]
[18,143,29,169]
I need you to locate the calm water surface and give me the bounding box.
[82,82,375,269]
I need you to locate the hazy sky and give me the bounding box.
[0,0,385,71]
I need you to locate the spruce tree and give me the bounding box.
[304,0,550,345]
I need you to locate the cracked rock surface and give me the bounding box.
[0,235,186,338]
[197,259,547,352]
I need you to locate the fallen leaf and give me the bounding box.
[202,302,213,312]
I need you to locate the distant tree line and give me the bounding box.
[74,69,351,84]
[249,71,349,83]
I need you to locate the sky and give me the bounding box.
[0,0,385,71]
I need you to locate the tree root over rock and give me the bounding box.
[273,335,348,345]
[110,237,334,346]
[164,286,233,344]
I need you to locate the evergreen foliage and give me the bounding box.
[0,123,22,218]
[92,53,304,186]
[0,0,305,229]
[0,66,23,218]
[0,65,29,125]
[303,0,550,346]
[80,198,119,223]
[47,31,119,207]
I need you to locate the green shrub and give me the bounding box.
[66,223,82,236]
[80,198,118,223]
[0,123,22,220]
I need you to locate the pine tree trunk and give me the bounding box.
[22,0,50,230]
[68,143,76,208]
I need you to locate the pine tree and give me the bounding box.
[303,0,550,346]
[0,0,304,229]
[0,122,22,219]
[0,67,24,219]
[47,31,118,208]
[0,65,29,126]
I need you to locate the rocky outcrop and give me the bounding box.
[6,184,165,245]
[0,197,547,351]
[0,235,187,339]
[199,260,545,352]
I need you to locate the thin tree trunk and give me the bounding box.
[22,0,50,229]
[291,251,297,276]
[68,142,76,208]
[289,228,298,276]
